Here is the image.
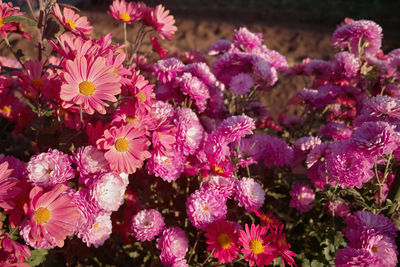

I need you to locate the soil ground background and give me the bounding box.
[3,0,400,116]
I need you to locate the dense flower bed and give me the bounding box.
[0,0,399,266]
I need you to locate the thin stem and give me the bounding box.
[200,249,214,266]
[26,0,37,20]
[123,22,128,52]
[187,232,200,264]
[2,37,24,66]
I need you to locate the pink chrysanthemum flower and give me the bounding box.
[186,187,227,229]
[350,121,399,156]
[152,123,177,155]
[234,177,265,212]
[174,108,205,155]
[146,149,185,183]
[294,136,322,154]
[108,0,144,24]
[326,141,374,189]
[229,73,255,95]
[202,175,236,199]
[218,114,255,143]
[233,27,263,51]
[259,135,294,168]
[238,224,277,267]
[71,189,98,238]
[335,246,379,267]
[0,1,24,39]
[97,124,151,174]
[52,4,93,35]
[60,56,121,115]
[0,233,31,264]
[152,57,184,83]
[318,122,352,140]
[157,227,188,266]
[27,149,75,188]
[80,211,112,248]
[362,95,400,121]
[253,210,283,230]
[344,211,398,243]
[145,4,177,40]
[272,226,297,267]
[332,19,382,56]
[332,51,360,79]
[176,72,210,112]
[131,209,165,242]
[20,184,80,249]
[73,145,110,179]
[327,200,350,218]
[204,220,240,263]
[289,183,315,212]
[208,40,234,55]
[90,171,127,212]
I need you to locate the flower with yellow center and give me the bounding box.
[120,12,131,22]
[217,233,232,249]
[79,81,96,96]
[249,239,264,254]
[65,19,76,30]
[0,17,4,28]
[31,78,45,88]
[33,207,51,225]
[125,116,137,123]
[115,137,129,152]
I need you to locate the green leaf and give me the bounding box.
[310,260,325,267]
[27,249,48,267]
[4,16,37,27]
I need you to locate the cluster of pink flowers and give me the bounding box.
[0,0,399,265]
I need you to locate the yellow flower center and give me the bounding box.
[249,239,264,254]
[31,78,44,87]
[113,67,119,74]
[125,116,137,123]
[136,91,147,104]
[372,246,378,253]
[65,19,76,30]
[157,132,162,139]
[46,168,53,174]
[115,137,129,152]
[217,233,232,249]
[214,165,224,174]
[33,207,50,225]
[93,224,99,229]
[120,12,131,22]
[0,17,4,28]
[1,106,11,115]
[144,221,149,226]
[79,81,96,96]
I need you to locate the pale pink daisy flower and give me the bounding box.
[97,124,151,174]
[204,220,240,263]
[238,224,277,267]
[186,187,227,229]
[80,211,112,248]
[229,73,255,95]
[157,227,188,266]
[289,184,315,212]
[108,0,144,24]
[20,184,80,249]
[60,56,121,115]
[145,4,177,40]
[234,177,265,212]
[27,149,75,188]
[52,4,93,35]
[131,209,165,242]
[90,171,127,212]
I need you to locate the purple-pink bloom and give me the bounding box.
[289,183,315,212]
[229,73,255,95]
[217,114,255,143]
[152,58,184,83]
[186,187,227,229]
[73,146,110,184]
[208,40,233,55]
[202,175,237,199]
[157,227,188,266]
[332,51,360,79]
[131,209,165,242]
[233,27,263,51]
[234,177,265,212]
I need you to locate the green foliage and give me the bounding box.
[27,249,48,267]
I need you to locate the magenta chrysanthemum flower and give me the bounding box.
[0,1,24,39]
[131,209,165,242]
[152,58,184,83]
[259,135,294,168]
[306,142,336,189]
[186,187,227,229]
[203,175,236,199]
[289,183,315,212]
[303,59,333,80]
[233,27,263,51]
[335,246,380,267]
[218,114,255,143]
[73,146,110,179]
[208,40,234,55]
[293,136,322,154]
[27,149,75,188]
[108,0,144,24]
[361,95,400,121]
[318,122,352,140]
[0,233,31,264]
[0,154,26,180]
[145,4,177,40]
[146,149,185,182]
[252,55,278,86]
[204,220,240,263]
[52,4,93,35]
[157,227,188,266]
[350,121,399,156]
[234,177,265,212]
[71,189,98,238]
[229,73,255,95]
[174,108,205,155]
[344,211,398,243]
[238,224,277,267]
[332,19,382,56]
[89,171,127,212]
[80,211,112,248]
[176,72,210,112]
[332,51,360,79]
[20,184,80,249]
[327,200,350,218]
[326,141,374,189]
[97,124,151,174]
[60,56,121,115]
